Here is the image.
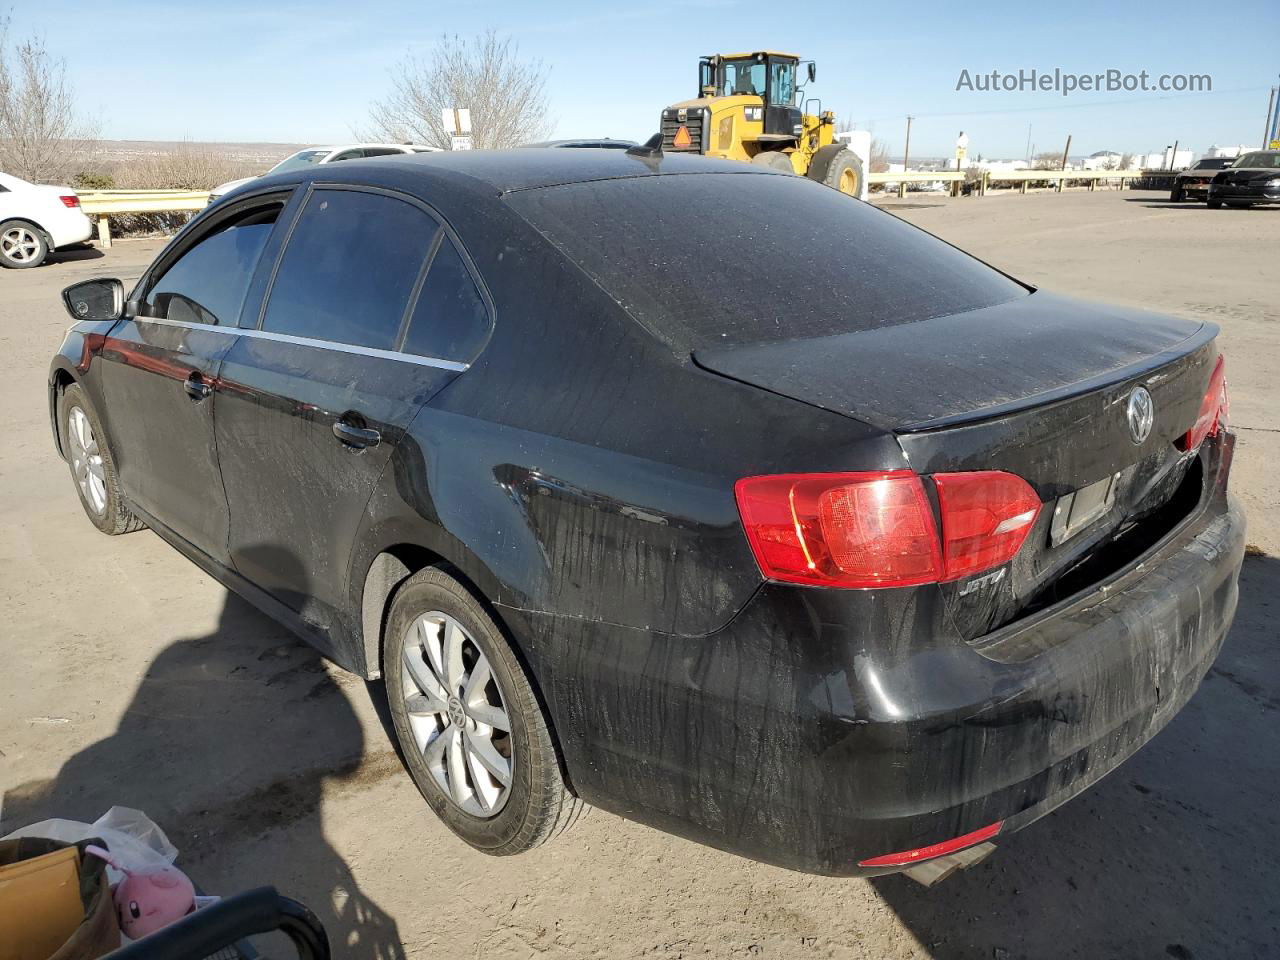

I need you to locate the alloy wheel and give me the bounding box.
[401,611,514,817]
[1,226,41,264]
[67,407,107,515]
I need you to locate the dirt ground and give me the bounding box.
[1,191,1276,960]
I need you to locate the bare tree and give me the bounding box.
[0,17,97,182]
[869,137,890,173]
[1031,151,1065,170]
[364,32,550,150]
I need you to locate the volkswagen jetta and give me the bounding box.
[48,149,1244,876]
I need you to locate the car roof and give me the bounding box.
[338,147,769,194]
[242,148,771,201]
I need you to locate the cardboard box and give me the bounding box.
[0,845,84,960]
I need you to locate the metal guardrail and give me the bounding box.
[868,168,1151,198]
[78,190,210,247]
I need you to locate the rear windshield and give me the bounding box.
[506,172,1027,352]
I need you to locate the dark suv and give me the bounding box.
[49,150,1244,876]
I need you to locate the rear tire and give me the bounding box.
[750,150,795,174]
[384,567,587,855]
[0,220,49,268]
[807,145,864,197]
[58,383,145,535]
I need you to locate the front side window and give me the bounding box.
[144,204,280,326]
[769,61,796,106]
[401,237,490,362]
[261,189,437,350]
[721,59,766,97]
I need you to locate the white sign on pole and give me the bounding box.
[442,107,474,149]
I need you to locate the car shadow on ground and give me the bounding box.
[45,244,105,265]
[0,555,407,959]
[871,553,1279,960]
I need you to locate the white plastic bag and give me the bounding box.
[1,805,177,884]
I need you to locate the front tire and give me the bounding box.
[750,150,795,174]
[0,220,49,268]
[384,567,586,855]
[1170,184,1184,202]
[1207,198,1223,209]
[807,145,864,197]
[58,384,145,535]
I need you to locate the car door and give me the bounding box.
[93,194,287,561]
[213,184,491,657]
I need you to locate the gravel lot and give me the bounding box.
[1,191,1276,960]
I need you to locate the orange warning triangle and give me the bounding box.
[672,125,692,148]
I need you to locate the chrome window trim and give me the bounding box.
[130,315,470,372]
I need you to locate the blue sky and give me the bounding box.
[13,0,1279,158]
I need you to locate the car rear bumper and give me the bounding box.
[45,208,93,248]
[512,436,1244,876]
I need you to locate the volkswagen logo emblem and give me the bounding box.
[1127,386,1154,444]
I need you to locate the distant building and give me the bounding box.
[1082,151,1125,170]
[1136,148,1194,170]
[970,158,1028,173]
[1204,144,1259,159]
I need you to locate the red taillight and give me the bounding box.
[934,471,1041,581]
[735,472,942,588]
[734,470,1041,588]
[59,195,80,208]
[1182,355,1227,451]
[858,820,1003,867]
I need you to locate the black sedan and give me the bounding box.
[1207,150,1280,208]
[48,149,1244,877]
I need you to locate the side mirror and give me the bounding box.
[807,63,816,83]
[62,278,124,322]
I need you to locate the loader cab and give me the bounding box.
[698,51,809,142]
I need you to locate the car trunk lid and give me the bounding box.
[694,291,1221,637]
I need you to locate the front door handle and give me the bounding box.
[184,372,213,401]
[332,418,381,449]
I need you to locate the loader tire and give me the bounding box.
[751,150,795,174]
[808,145,864,197]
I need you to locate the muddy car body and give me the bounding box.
[48,150,1244,875]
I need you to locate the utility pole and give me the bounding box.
[1170,139,1180,170]
[1265,87,1277,145]
[900,115,914,198]
[1057,134,1071,192]
[1024,122,1033,164]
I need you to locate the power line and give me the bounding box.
[848,84,1270,128]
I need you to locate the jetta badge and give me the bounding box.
[1127,386,1154,444]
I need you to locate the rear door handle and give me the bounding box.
[332,418,381,449]
[184,372,213,401]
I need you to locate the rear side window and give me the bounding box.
[400,238,490,362]
[262,189,437,350]
[144,203,280,326]
[507,173,1028,352]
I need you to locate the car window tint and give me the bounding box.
[262,189,437,350]
[401,238,490,361]
[507,173,1028,352]
[330,150,363,162]
[362,148,403,158]
[144,204,280,327]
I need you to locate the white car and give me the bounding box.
[209,143,441,204]
[0,172,94,269]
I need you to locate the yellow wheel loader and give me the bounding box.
[659,51,863,195]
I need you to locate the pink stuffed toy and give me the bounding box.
[86,843,196,939]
